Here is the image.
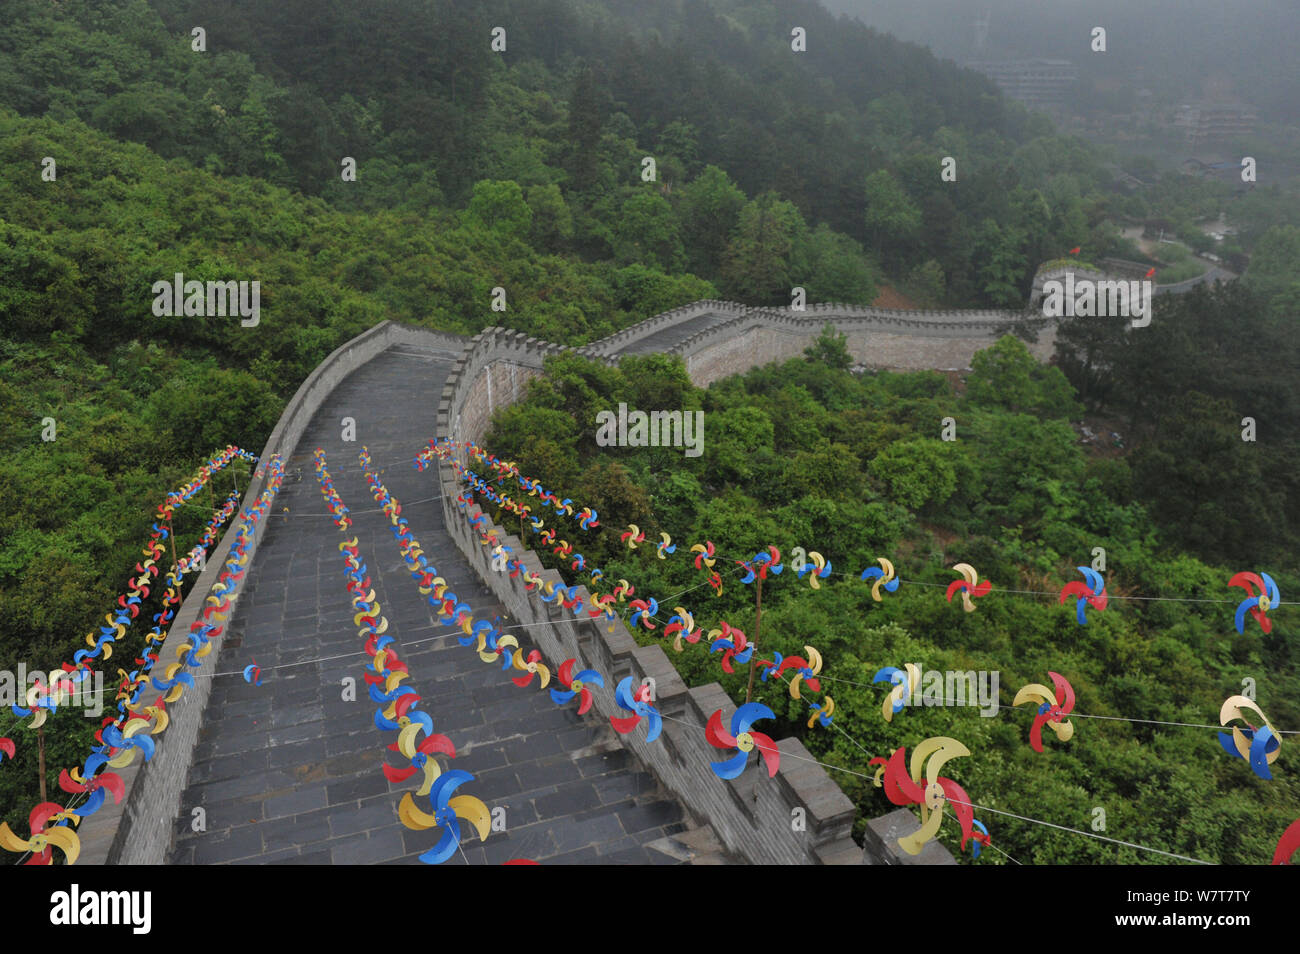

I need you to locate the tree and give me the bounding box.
[526,183,573,248]
[792,224,878,304]
[719,191,807,303]
[464,179,532,237]
[611,191,683,270]
[863,169,921,267]
[676,165,747,276]
[803,323,852,370]
[869,439,957,510]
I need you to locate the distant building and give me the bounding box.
[964,58,1078,114]
[1174,102,1256,146]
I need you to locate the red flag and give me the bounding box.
[1069,246,1081,255]
[1145,267,1156,278]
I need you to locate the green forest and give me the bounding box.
[1,0,1297,861]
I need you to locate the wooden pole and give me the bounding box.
[36,726,47,803]
[745,574,763,704]
[166,515,178,567]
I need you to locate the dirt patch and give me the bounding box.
[871,285,921,310]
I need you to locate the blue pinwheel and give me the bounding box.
[399,770,492,865]
[705,703,780,779]
[610,677,662,742]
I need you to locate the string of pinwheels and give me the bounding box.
[447,439,1296,744]
[313,448,495,864]
[442,439,1294,741]
[444,437,1291,626]
[4,456,285,865]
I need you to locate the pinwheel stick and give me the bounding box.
[744,576,763,704]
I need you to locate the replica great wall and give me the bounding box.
[71,298,1065,865]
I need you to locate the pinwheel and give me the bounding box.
[589,567,605,585]
[664,607,699,652]
[588,593,618,627]
[1218,695,1281,780]
[691,541,716,569]
[58,763,126,818]
[0,738,13,762]
[1229,571,1280,635]
[861,558,900,601]
[511,649,551,689]
[709,623,753,673]
[1273,819,1300,865]
[769,646,823,698]
[538,528,556,547]
[571,553,585,573]
[0,803,80,865]
[610,677,662,742]
[1058,567,1108,625]
[706,703,779,779]
[946,563,991,612]
[385,720,456,794]
[655,533,676,560]
[873,663,921,722]
[550,659,604,714]
[242,660,263,686]
[1013,672,1075,753]
[870,736,975,856]
[629,597,659,631]
[707,571,723,596]
[12,681,57,729]
[796,551,832,589]
[555,498,574,517]
[612,579,635,602]
[480,632,520,668]
[621,524,645,550]
[807,695,835,729]
[560,585,585,615]
[738,546,783,584]
[399,770,492,865]
[578,507,599,530]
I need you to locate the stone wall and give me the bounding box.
[432,459,861,865]
[79,321,465,864]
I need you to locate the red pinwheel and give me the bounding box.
[691,541,716,570]
[0,738,13,763]
[945,563,991,612]
[1229,571,1279,635]
[706,704,779,779]
[1058,567,1107,625]
[709,623,752,673]
[551,659,605,714]
[629,597,659,631]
